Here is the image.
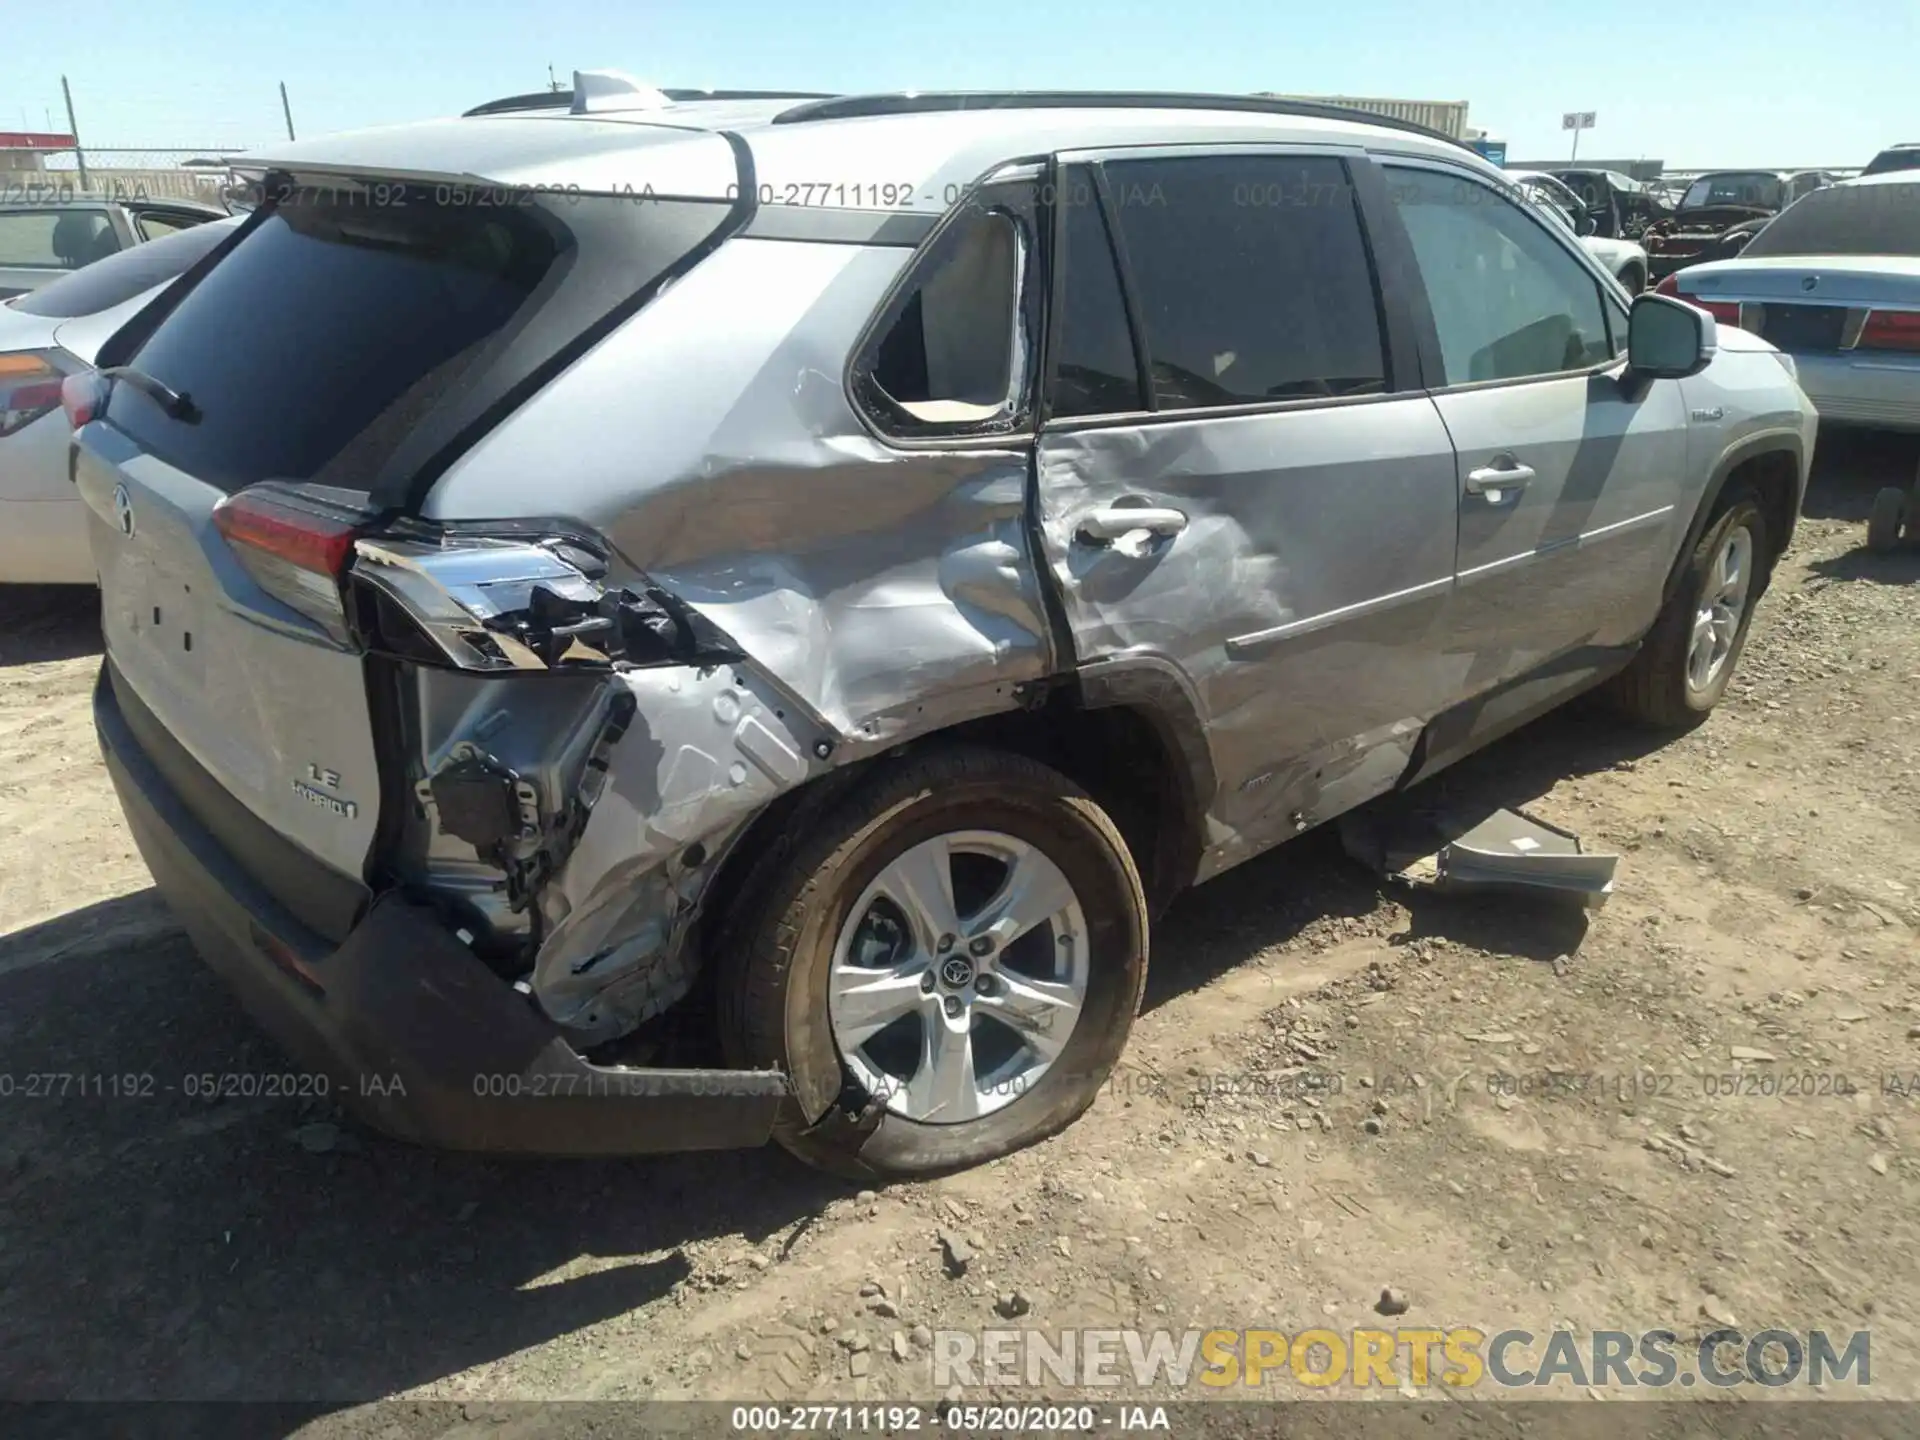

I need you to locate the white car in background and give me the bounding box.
[1511,170,1650,292]
[0,217,239,585]
[1655,173,1920,546]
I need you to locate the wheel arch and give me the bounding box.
[695,664,1215,940]
[1664,430,1805,605]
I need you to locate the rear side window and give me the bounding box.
[0,208,114,269]
[10,218,236,318]
[1048,173,1144,418]
[1100,154,1387,409]
[1385,165,1613,385]
[855,174,1039,438]
[106,184,733,496]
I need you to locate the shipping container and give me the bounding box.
[1257,93,1470,140]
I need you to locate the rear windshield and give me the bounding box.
[105,182,734,497]
[10,218,238,317]
[1863,149,1920,177]
[1742,183,1920,258]
[1682,173,1784,211]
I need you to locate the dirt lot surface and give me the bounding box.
[2,433,1917,1436]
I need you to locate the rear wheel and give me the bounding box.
[1607,492,1769,727]
[1868,487,1907,552]
[718,746,1148,1179]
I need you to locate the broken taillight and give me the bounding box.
[59,370,107,428]
[212,483,369,642]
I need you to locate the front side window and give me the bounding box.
[1099,154,1387,409]
[1385,165,1613,386]
[856,178,1035,436]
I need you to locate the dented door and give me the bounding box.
[1035,151,1462,863]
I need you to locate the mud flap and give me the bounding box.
[798,1073,889,1154]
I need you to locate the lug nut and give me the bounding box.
[974,974,996,996]
[943,995,964,1018]
[921,972,937,992]
[968,935,994,958]
[937,934,956,953]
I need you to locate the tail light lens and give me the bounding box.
[1857,309,1920,353]
[0,350,77,437]
[60,370,108,428]
[1655,274,1681,296]
[212,483,369,642]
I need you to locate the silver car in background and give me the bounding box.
[0,218,240,584]
[71,83,1815,1179]
[1511,169,1650,291]
[1660,174,1920,432]
[0,195,228,299]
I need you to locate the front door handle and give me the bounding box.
[1464,463,1536,503]
[1077,505,1189,559]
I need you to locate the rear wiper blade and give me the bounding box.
[98,366,200,423]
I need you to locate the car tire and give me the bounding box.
[717,745,1149,1180]
[1867,488,1906,552]
[1619,265,1645,294]
[1606,491,1770,728]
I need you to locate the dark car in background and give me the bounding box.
[1644,171,1797,281]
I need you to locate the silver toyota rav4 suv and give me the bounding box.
[71,83,1816,1178]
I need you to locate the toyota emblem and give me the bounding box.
[112,483,135,538]
[940,956,976,989]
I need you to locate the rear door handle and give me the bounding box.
[1080,505,1189,540]
[1464,463,1536,503]
[1077,505,1189,559]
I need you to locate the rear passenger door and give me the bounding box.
[1033,148,1462,860]
[1376,160,1688,699]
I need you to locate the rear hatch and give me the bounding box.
[74,137,743,940]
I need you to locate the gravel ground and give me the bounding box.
[1,429,1916,1436]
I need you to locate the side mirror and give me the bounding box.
[1628,293,1717,379]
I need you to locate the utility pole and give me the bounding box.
[279,81,296,141]
[548,64,561,92]
[60,74,88,190]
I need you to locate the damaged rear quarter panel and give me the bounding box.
[415,234,1056,1042]
[420,235,1054,743]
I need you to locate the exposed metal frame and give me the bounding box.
[770,91,1474,152]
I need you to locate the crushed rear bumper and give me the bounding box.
[94,660,787,1156]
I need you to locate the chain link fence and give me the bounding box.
[4,147,257,205]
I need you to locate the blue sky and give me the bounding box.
[3,0,1906,168]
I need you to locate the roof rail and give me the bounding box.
[463,86,838,118]
[769,90,1474,150]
